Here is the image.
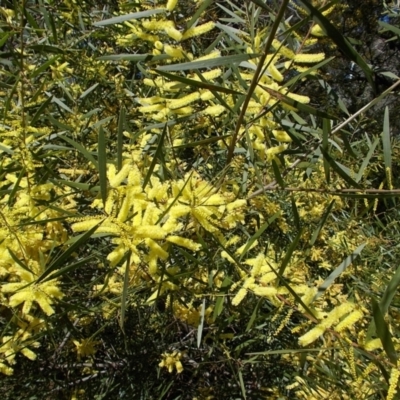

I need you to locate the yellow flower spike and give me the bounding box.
[73,338,98,360]
[153,107,171,121]
[168,92,200,109]
[166,0,178,11]
[138,104,165,113]
[109,163,130,188]
[154,40,164,50]
[387,364,400,400]
[200,90,215,101]
[363,338,382,351]
[164,44,185,59]
[268,63,284,82]
[164,27,182,41]
[159,351,183,374]
[293,52,325,63]
[272,130,292,142]
[298,326,325,346]
[334,309,363,332]
[311,24,325,37]
[285,92,310,104]
[193,50,220,61]
[202,105,225,116]
[272,39,295,59]
[190,68,222,81]
[265,144,287,161]
[182,22,215,40]
[172,106,193,115]
[2,279,64,316]
[166,236,201,251]
[142,19,175,31]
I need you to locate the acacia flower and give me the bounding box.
[182,22,215,40]
[166,0,179,11]
[159,351,183,373]
[73,338,98,360]
[293,53,325,63]
[2,278,64,316]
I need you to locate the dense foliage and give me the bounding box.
[1,0,400,399]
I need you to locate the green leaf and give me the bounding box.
[7,167,25,206]
[278,227,303,279]
[372,298,398,364]
[271,159,285,189]
[7,248,34,275]
[98,53,170,62]
[93,9,166,26]
[186,0,213,29]
[98,126,108,208]
[37,221,103,283]
[142,125,167,190]
[309,200,335,246]
[41,255,96,282]
[379,21,400,37]
[246,298,261,332]
[380,265,400,315]
[291,196,300,230]
[355,138,379,183]
[322,118,330,184]
[268,261,315,318]
[29,45,64,54]
[197,299,206,348]
[382,106,392,172]
[239,212,280,261]
[60,135,99,169]
[119,251,131,334]
[315,243,366,300]
[321,149,362,189]
[117,107,125,172]
[30,56,60,78]
[158,53,261,71]
[46,93,73,113]
[31,96,53,125]
[79,83,99,99]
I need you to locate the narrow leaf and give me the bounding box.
[372,298,398,363]
[315,243,366,300]
[119,251,131,334]
[117,107,125,172]
[37,221,103,283]
[278,227,303,278]
[321,149,362,188]
[309,200,335,246]
[382,106,392,171]
[79,83,99,99]
[239,212,280,261]
[197,299,206,348]
[60,135,98,169]
[380,265,400,315]
[271,159,285,189]
[98,126,108,208]
[142,125,167,190]
[93,9,166,26]
[158,54,260,72]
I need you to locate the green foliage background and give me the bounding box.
[1,0,400,399]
